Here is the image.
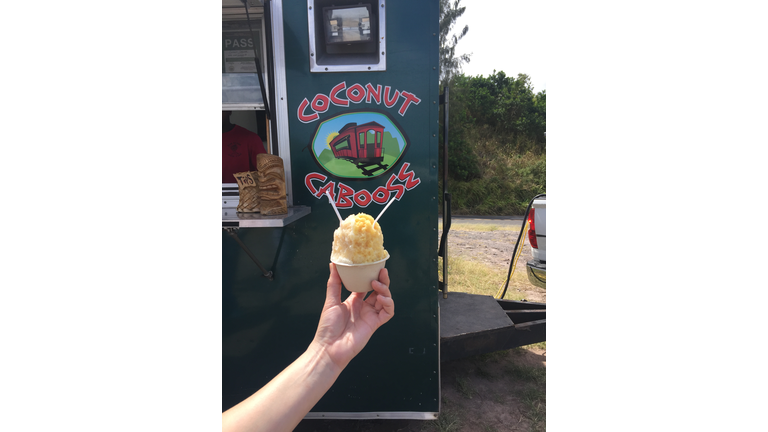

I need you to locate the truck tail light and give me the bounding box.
[527,208,538,249]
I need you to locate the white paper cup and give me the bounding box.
[332,254,389,293]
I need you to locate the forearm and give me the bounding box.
[222,343,343,432]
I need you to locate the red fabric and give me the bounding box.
[222,125,266,183]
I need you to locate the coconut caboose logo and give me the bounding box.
[300,82,422,209]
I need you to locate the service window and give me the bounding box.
[222,20,267,109]
[222,3,269,205]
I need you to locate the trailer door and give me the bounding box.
[222,0,441,420]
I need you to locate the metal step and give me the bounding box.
[439,292,546,362]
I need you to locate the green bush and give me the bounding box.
[440,136,481,182]
[438,71,545,215]
[441,152,545,216]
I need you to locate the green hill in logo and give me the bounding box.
[318,149,334,165]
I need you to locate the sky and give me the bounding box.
[451,1,546,93]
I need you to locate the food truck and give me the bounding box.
[221,0,544,420]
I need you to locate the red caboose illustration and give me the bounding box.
[328,121,388,176]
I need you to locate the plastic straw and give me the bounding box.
[375,196,397,224]
[326,190,343,224]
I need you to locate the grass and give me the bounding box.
[510,342,546,359]
[433,347,546,432]
[445,349,546,432]
[429,405,461,432]
[474,348,547,431]
[474,363,495,380]
[442,149,545,216]
[475,350,507,380]
[437,257,528,300]
[520,386,546,431]
[475,350,546,385]
[455,376,474,399]
[524,341,546,351]
[437,220,534,300]
[476,350,508,363]
[505,363,546,384]
[438,255,528,300]
[443,222,520,232]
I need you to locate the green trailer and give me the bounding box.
[221,0,544,420]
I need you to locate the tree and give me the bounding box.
[449,71,546,154]
[439,0,471,87]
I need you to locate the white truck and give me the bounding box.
[526,195,546,288]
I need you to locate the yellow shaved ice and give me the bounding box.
[331,213,389,264]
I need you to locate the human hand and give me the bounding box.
[310,263,394,370]
[223,265,393,432]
